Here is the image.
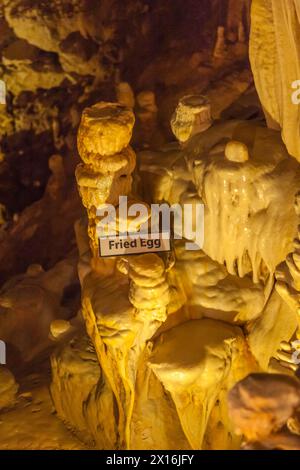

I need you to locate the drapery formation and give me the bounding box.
[250,0,300,161]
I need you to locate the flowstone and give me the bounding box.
[50,96,300,450]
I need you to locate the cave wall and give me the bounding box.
[0,0,251,281]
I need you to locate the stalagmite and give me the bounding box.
[4,0,300,453]
[136,91,158,147]
[140,98,300,377]
[116,82,135,109]
[77,102,135,159]
[213,26,226,59]
[171,95,212,144]
[149,319,254,450]
[238,21,246,43]
[50,95,300,450]
[53,102,172,449]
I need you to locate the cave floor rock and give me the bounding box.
[0,368,88,450]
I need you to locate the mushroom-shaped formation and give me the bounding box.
[171,95,212,144]
[75,147,136,209]
[77,102,135,161]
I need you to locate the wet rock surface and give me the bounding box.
[0,0,262,451]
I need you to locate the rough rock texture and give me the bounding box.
[0,154,82,284]
[0,0,253,281]
[250,0,300,161]
[149,319,254,450]
[0,369,88,450]
[0,366,18,410]
[228,373,300,450]
[0,255,79,365]
[50,332,113,447]
[48,98,268,451]
[0,0,274,452]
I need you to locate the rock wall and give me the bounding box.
[0,0,252,281]
[250,0,300,162]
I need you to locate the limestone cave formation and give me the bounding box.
[1,0,300,452]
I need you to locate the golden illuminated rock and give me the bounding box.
[75,103,137,257]
[149,319,254,450]
[228,373,300,450]
[128,254,169,322]
[116,82,135,109]
[55,101,173,450]
[275,193,300,320]
[75,157,134,208]
[80,146,136,175]
[250,0,300,161]
[50,320,72,339]
[136,91,159,147]
[143,120,300,283]
[140,116,300,379]
[72,102,254,449]
[0,367,18,411]
[225,140,249,162]
[0,258,77,363]
[51,97,300,451]
[51,332,108,448]
[77,102,135,160]
[2,0,289,452]
[171,95,212,143]
[98,198,150,236]
[213,26,226,59]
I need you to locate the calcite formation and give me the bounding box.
[250,0,300,161]
[0,367,18,410]
[77,103,135,159]
[149,319,253,450]
[213,26,226,59]
[52,102,175,449]
[155,106,300,382]
[228,373,300,450]
[75,102,136,258]
[0,256,78,363]
[135,91,159,147]
[2,0,300,453]
[52,96,300,450]
[171,95,212,144]
[0,0,254,276]
[116,82,135,109]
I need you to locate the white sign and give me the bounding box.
[96,196,204,252]
[0,80,6,104]
[0,340,6,364]
[98,232,171,257]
